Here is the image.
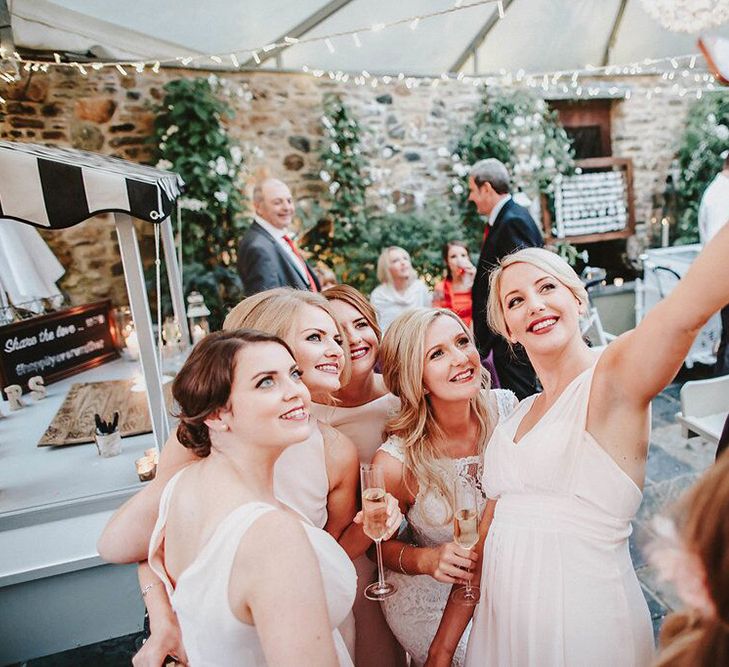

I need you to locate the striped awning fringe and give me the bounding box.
[0,141,185,229]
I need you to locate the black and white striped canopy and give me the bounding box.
[0,141,184,229]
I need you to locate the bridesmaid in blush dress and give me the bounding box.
[428,226,729,667]
[312,284,407,667]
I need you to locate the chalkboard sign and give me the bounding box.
[0,300,119,396]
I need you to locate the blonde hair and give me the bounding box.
[486,247,588,339]
[224,288,351,388]
[323,284,382,342]
[380,307,495,517]
[376,246,414,286]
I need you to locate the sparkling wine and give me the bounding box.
[454,508,478,549]
[362,487,388,540]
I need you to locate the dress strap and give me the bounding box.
[378,435,405,463]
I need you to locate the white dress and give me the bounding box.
[378,389,518,667]
[149,470,356,667]
[312,393,407,667]
[465,363,654,667]
[370,280,432,332]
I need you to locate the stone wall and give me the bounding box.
[0,67,692,306]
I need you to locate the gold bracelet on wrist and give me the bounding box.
[398,543,410,575]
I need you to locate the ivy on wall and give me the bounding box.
[672,92,729,244]
[151,76,248,327]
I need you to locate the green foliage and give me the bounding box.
[450,88,574,228]
[150,77,248,327]
[672,92,729,244]
[336,202,469,295]
[305,94,370,267]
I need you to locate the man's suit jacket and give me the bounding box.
[472,198,544,399]
[237,221,321,296]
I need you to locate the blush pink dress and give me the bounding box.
[465,363,654,667]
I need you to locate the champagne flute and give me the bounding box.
[360,463,397,601]
[451,474,481,604]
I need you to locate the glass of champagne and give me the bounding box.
[451,474,480,604]
[360,463,397,601]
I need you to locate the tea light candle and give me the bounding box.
[135,456,156,482]
[613,277,624,287]
[661,218,669,248]
[125,330,140,361]
[191,324,205,345]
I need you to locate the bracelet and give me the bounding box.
[141,581,161,598]
[398,543,410,575]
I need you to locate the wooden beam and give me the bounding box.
[602,0,628,67]
[242,0,355,68]
[450,0,514,74]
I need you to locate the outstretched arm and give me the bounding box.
[600,222,729,406]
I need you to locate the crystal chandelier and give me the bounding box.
[641,0,729,33]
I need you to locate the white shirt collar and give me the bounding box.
[255,215,288,239]
[488,194,512,226]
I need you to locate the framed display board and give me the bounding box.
[541,157,636,244]
[0,300,119,396]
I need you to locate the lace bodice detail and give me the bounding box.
[378,389,518,548]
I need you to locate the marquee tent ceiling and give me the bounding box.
[7,0,729,76]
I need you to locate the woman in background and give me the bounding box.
[373,307,517,666]
[147,329,355,665]
[433,241,476,328]
[370,246,431,332]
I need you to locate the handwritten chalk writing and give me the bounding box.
[85,314,106,327]
[38,328,55,343]
[55,323,76,338]
[14,339,106,376]
[4,335,38,353]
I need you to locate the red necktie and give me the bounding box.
[282,235,318,292]
[481,223,491,249]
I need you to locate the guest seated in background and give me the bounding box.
[433,241,476,328]
[147,329,355,666]
[372,307,517,666]
[369,246,431,332]
[315,263,338,291]
[650,453,729,667]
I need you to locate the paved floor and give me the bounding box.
[16,367,718,666]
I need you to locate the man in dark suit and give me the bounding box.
[237,178,321,296]
[469,158,544,399]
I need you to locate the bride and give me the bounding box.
[372,308,516,666]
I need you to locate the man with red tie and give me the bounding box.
[237,178,321,296]
[469,158,543,399]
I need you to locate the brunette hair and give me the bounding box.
[442,240,471,281]
[654,454,729,667]
[380,307,495,517]
[172,329,294,458]
[323,283,382,343]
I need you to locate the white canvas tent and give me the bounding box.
[7,0,729,77]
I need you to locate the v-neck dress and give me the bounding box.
[465,363,654,667]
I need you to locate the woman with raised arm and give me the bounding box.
[314,284,406,667]
[432,241,477,328]
[147,329,355,666]
[98,289,400,666]
[427,224,729,667]
[371,308,517,666]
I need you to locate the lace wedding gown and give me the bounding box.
[378,389,518,666]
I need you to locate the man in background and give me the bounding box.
[237,178,321,296]
[468,158,544,400]
[698,153,729,376]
